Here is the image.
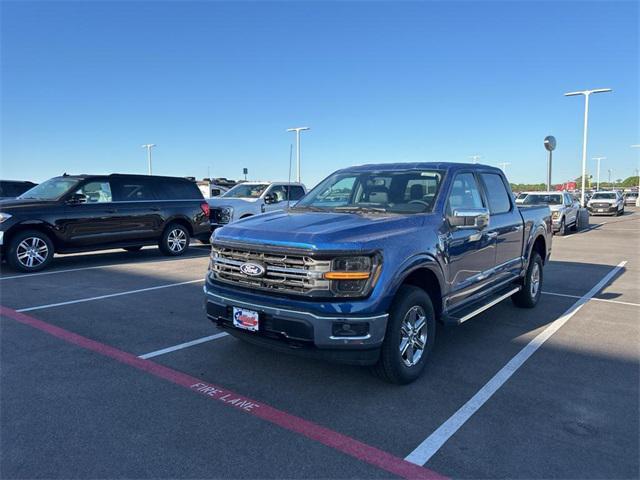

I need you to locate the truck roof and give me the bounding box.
[336,162,505,175]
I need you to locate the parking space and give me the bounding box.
[1,209,638,479]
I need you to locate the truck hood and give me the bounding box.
[548,204,564,212]
[213,210,430,251]
[0,198,60,211]
[207,197,259,208]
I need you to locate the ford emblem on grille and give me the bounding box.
[239,262,266,277]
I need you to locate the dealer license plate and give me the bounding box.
[598,208,605,212]
[232,307,259,332]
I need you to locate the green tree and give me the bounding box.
[621,176,639,187]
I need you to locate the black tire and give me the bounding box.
[123,246,143,252]
[512,252,543,308]
[556,218,566,236]
[373,285,436,384]
[7,230,54,272]
[159,223,190,256]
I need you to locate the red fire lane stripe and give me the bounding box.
[1,305,447,480]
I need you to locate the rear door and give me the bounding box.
[63,179,122,246]
[110,177,162,241]
[443,172,497,308]
[479,172,523,282]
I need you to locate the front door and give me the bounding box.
[443,172,497,309]
[63,179,122,246]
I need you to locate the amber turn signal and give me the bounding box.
[324,271,371,280]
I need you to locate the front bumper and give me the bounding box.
[204,284,389,365]
[588,205,618,215]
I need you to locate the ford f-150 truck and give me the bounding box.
[204,163,552,383]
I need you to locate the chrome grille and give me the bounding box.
[210,244,331,294]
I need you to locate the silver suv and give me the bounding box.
[207,182,307,229]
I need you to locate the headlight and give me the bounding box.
[0,212,12,224]
[324,255,382,297]
[219,207,233,224]
[551,211,560,219]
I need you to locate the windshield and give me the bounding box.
[522,194,563,205]
[223,183,269,199]
[17,177,79,201]
[516,192,528,199]
[294,169,443,214]
[592,192,616,200]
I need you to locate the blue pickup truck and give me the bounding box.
[204,163,552,383]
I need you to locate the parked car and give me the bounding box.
[587,191,624,216]
[204,162,552,384]
[0,173,210,272]
[0,180,37,200]
[514,192,528,204]
[520,191,580,235]
[207,181,307,229]
[623,191,638,206]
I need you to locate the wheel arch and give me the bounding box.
[4,221,60,251]
[393,259,445,321]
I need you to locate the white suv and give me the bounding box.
[587,191,624,216]
[207,182,307,229]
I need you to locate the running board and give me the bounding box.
[446,286,521,325]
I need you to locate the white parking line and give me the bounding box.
[0,251,209,281]
[404,260,627,466]
[16,279,204,313]
[543,290,640,307]
[138,332,229,359]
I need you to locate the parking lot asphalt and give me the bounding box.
[1,209,638,479]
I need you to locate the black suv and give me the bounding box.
[0,180,37,200]
[0,174,211,272]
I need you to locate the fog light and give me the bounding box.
[332,322,369,337]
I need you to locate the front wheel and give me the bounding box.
[556,218,566,236]
[7,230,54,272]
[159,223,190,256]
[373,285,436,384]
[512,252,543,308]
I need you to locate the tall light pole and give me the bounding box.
[141,144,156,175]
[564,88,612,205]
[592,156,605,191]
[469,154,482,164]
[497,162,511,174]
[286,127,310,183]
[607,168,612,186]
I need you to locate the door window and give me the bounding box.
[266,185,287,203]
[111,178,157,201]
[77,181,112,203]
[480,173,512,214]
[288,186,306,200]
[447,173,484,212]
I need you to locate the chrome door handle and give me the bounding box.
[486,231,498,239]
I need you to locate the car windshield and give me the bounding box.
[223,183,269,199]
[516,192,528,199]
[522,194,563,205]
[294,169,443,214]
[625,193,638,198]
[592,193,616,200]
[17,177,79,200]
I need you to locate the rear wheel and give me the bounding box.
[159,223,190,256]
[7,230,54,272]
[373,285,436,384]
[512,252,543,308]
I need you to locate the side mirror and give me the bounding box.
[264,193,277,204]
[449,208,490,230]
[66,193,87,205]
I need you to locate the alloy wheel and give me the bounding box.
[16,237,49,268]
[399,306,428,367]
[530,262,541,297]
[167,229,187,252]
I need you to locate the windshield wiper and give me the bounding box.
[290,205,327,212]
[334,206,388,213]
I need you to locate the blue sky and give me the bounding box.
[2,1,638,187]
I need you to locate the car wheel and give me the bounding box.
[159,223,190,256]
[123,246,143,252]
[512,251,543,308]
[7,230,54,272]
[556,218,566,236]
[373,285,436,384]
